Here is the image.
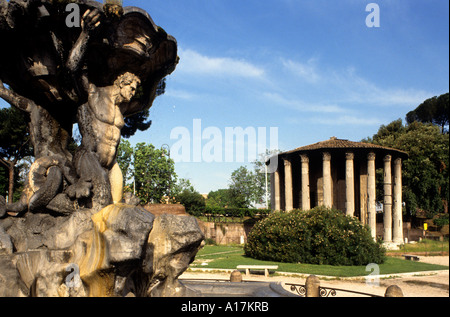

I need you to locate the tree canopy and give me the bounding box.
[206,150,279,209]
[134,143,176,204]
[206,188,235,208]
[229,166,256,208]
[406,92,449,133]
[172,178,205,213]
[116,139,134,189]
[116,141,178,205]
[0,106,33,202]
[365,119,449,217]
[121,110,152,139]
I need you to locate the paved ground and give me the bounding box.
[180,256,449,297]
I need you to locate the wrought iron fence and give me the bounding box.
[285,283,383,297]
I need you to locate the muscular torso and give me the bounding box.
[78,85,124,169]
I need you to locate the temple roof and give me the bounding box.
[279,137,408,158]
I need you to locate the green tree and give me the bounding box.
[133,142,177,204]
[366,119,449,217]
[406,92,449,133]
[116,139,134,190]
[0,164,9,198]
[121,110,152,139]
[206,188,234,208]
[0,106,33,202]
[172,178,195,197]
[229,166,257,208]
[0,164,26,203]
[252,149,281,207]
[173,178,205,214]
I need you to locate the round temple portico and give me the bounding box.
[270,137,408,244]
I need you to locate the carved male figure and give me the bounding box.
[1,1,177,215]
[0,7,101,216]
[0,78,75,216]
[73,72,141,210]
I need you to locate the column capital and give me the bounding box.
[283,158,291,167]
[322,152,331,161]
[345,152,354,160]
[368,152,376,161]
[384,154,392,162]
[300,154,309,163]
[394,157,402,165]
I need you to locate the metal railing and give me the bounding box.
[285,275,403,297]
[285,283,383,297]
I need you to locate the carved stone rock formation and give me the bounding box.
[1,205,204,297]
[0,0,204,297]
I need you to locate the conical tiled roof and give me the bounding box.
[279,137,408,157]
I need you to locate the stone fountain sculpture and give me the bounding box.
[0,0,204,297]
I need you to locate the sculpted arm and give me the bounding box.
[0,79,34,113]
[66,9,101,73]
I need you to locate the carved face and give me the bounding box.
[120,79,139,102]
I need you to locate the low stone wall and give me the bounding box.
[197,220,253,245]
[143,204,187,216]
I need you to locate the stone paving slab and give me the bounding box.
[181,256,449,297]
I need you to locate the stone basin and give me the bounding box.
[181,280,299,297]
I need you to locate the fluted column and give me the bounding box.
[393,158,403,243]
[322,152,332,208]
[367,152,377,239]
[284,158,293,211]
[274,169,281,211]
[300,154,310,211]
[345,152,355,217]
[383,155,392,242]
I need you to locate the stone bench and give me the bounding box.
[236,265,279,277]
[402,254,420,261]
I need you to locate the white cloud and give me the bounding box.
[330,67,432,107]
[277,57,433,109]
[263,92,345,113]
[164,88,198,100]
[367,87,431,107]
[177,48,265,78]
[283,114,383,127]
[282,58,321,83]
[311,115,383,126]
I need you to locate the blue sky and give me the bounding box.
[128,0,449,193]
[1,0,449,194]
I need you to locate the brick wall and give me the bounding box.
[196,220,254,245]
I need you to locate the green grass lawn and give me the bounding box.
[191,245,449,278]
[390,238,449,254]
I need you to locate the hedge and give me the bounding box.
[186,206,271,219]
[244,207,386,266]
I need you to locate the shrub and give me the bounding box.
[176,189,206,215]
[244,207,386,266]
[188,206,271,219]
[433,213,449,227]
